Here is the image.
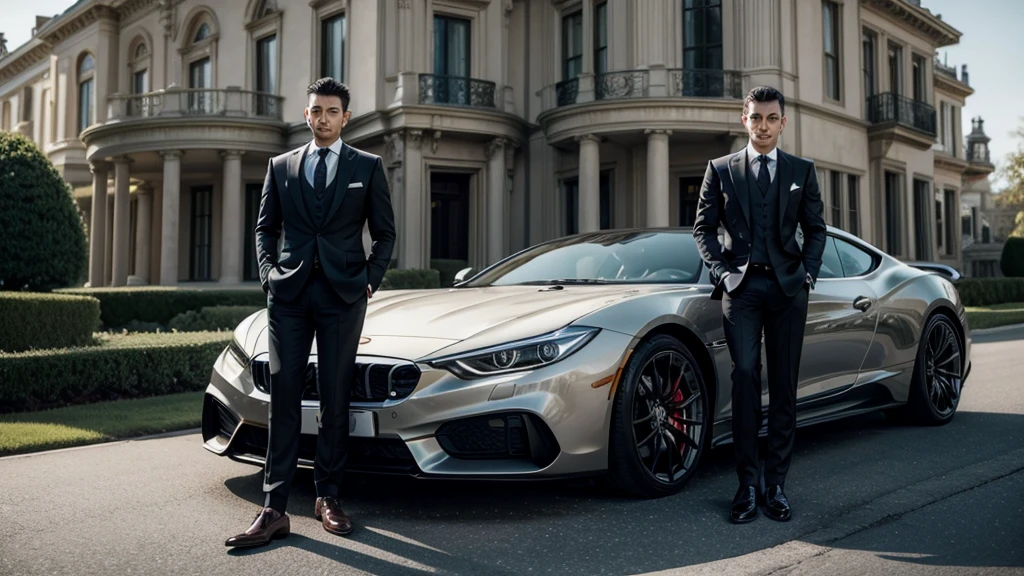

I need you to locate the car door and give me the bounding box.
[789,235,880,401]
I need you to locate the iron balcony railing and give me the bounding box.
[866,92,937,136]
[108,88,284,121]
[418,74,496,108]
[555,77,579,106]
[595,70,649,100]
[668,68,743,99]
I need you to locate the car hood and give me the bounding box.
[241,284,687,360]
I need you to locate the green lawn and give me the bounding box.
[965,302,1024,330]
[0,391,203,457]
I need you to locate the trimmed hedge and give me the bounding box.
[954,278,1024,307]
[0,292,100,353]
[380,268,440,290]
[0,331,231,413]
[169,305,263,332]
[1001,237,1024,278]
[54,286,266,329]
[430,259,469,287]
[0,131,89,291]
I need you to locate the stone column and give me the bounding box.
[645,129,672,227]
[88,161,110,287]
[111,156,132,286]
[576,134,601,233]
[104,195,113,285]
[486,137,507,264]
[219,150,244,284]
[159,150,183,285]
[134,184,153,283]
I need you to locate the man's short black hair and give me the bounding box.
[307,77,350,112]
[744,85,785,116]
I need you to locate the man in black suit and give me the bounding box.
[226,78,396,547]
[693,86,826,524]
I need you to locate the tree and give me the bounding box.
[0,131,88,291]
[997,124,1024,239]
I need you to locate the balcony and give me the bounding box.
[595,70,649,100]
[867,92,936,140]
[107,87,284,121]
[418,74,496,109]
[668,69,743,99]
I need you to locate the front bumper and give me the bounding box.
[201,328,635,479]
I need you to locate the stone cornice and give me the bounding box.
[39,5,119,47]
[863,0,961,47]
[934,71,973,100]
[934,150,970,174]
[117,0,159,26]
[0,41,51,85]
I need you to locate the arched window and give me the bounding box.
[78,52,96,133]
[194,23,210,43]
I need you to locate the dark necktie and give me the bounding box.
[314,147,329,200]
[757,154,771,192]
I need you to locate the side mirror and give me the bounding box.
[453,267,474,284]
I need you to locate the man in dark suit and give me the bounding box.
[693,86,826,524]
[226,78,396,547]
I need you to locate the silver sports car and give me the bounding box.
[201,226,971,497]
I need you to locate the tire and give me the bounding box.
[607,334,711,498]
[906,313,963,426]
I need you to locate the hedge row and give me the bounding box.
[0,292,100,353]
[955,278,1024,307]
[0,331,231,413]
[168,305,263,332]
[54,286,266,330]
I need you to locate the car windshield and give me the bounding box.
[461,230,705,287]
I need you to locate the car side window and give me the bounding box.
[817,236,842,279]
[834,237,877,277]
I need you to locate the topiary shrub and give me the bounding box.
[1000,237,1024,278]
[0,132,88,292]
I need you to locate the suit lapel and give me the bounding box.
[728,150,752,229]
[322,142,358,226]
[778,149,794,228]
[286,143,315,228]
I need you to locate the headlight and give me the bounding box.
[428,326,599,379]
[228,337,250,367]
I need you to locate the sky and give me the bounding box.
[2,0,1020,189]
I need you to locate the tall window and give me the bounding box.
[847,174,859,237]
[683,0,722,71]
[133,70,148,94]
[831,171,842,227]
[912,53,926,102]
[256,34,277,115]
[434,15,470,78]
[594,2,608,75]
[190,186,213,281]
[563,173,612,234]
[935,194,944,254]
[77,53,95,134]
[823,1,840,101]
[321,13,345,80]
[885,171,902,256]
[244,183,262,281]
[189,57,212,113]
[563,10,582,79]
[862,30,876,101]
[888,44,903,95]
[913,179,931,260]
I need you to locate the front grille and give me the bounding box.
[250,357,421,403]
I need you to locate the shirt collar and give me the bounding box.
[309,138,343,156]
[746,141,777,163]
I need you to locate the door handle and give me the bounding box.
[853,296,873,312]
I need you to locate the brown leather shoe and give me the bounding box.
[314,496,353,536]
[225,507,290,548]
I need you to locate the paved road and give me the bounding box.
[1,325,1022,576]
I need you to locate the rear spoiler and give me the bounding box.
[905,261,962,282]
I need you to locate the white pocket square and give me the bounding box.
[348,182,363,189]
[790,183,801,191]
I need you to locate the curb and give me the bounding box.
[0,427,201,461]
[637,447,1024,576]
[970,322,1024,335]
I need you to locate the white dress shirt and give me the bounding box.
[746,141,777,183]
[304,138,343,188]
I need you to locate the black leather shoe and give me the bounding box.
[225,507,290,548]
[730,485,759,523]
[763,485,792,522]
[315,496,353,536]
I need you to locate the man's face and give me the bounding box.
[304,94,349,143]
[742,99,786,153]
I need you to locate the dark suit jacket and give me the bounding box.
[693,147,826,300]
[255,141,396,304]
